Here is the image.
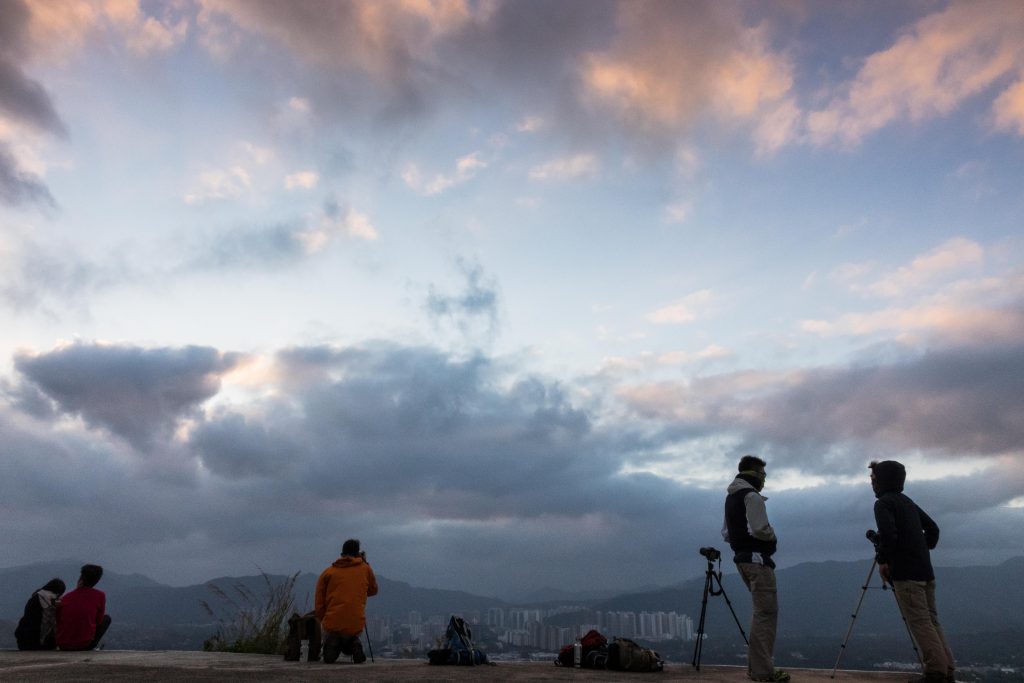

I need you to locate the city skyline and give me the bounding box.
[1,0,1023,596]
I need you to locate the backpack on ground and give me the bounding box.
[427,615,489,666]
[282,611,321,662]
[607,636,664,672]
[555,629,609,668]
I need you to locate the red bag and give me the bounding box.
[555,629,609,668]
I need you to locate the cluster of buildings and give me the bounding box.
[364,605,695,656]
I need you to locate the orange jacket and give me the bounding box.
[315,556,378,635]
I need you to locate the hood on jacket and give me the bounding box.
[728,475,767,498]
[728,476,753,495]
[331,556,366,570]
[871,460,906,497]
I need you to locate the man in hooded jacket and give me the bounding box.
[870,460,955,683]
[722,455,789,683]
[315,539,378,664]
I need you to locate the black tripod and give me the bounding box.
[692,549,748,671]
[364,629,375,663]
[830,548,924,677]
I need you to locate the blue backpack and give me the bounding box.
[427,615,489,665]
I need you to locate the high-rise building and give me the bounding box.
[486,607,505,628]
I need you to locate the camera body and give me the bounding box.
[865,529,879,546]
[699,546,721,561]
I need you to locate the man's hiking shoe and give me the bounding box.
[352,640,366,664]
[750,670,791,682]
[907,674,947,683]
[321,634,341,663]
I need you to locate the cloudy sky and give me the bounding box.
[2,0,1023,598]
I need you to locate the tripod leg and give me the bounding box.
[364,629,374,663]
[712,571,749,646]
[831,559,876,678]
[691,572,713,670]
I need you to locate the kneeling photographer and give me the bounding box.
[722,455,789,683]
[870,461,955,683]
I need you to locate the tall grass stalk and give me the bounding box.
[201,570,299,655]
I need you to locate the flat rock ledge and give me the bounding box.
[0,650,908,682]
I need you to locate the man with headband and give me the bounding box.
[722,455,789,683]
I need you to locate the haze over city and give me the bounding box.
[1,0,1023,597]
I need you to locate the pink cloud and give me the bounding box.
[807,1,1024,147]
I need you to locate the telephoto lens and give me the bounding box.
[699,546,721,561]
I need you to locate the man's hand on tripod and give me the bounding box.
[878,563,892,587]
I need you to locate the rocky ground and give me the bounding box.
[0,650,910,682]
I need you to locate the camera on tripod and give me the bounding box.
[699,546,721,561]
[692,544,747,670]
[865,529,879,547]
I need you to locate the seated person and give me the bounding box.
[15,578,66,650]
[56,564,111,651]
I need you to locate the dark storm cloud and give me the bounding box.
[0,376,57,420]
[0,142,55,208]
[425,259,499,338]
[0,412,112,511]
[746,344,1024,460]
[623,343,1024,470]
[175,342,743,589]
[190,410,307,478]
[194,343,595,514]
[14,343,242,449]
[2,338,1022,592]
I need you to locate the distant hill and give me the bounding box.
[594,557,1024,639]
[0,561,507,649]
[2,557,1021,653]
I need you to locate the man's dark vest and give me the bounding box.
[725,486,777,565]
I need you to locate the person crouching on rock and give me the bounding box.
[315,539,378,664]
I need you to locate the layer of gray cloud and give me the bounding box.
[14,343,242,449]
[2,338,1022,593]
[197,0,724,147]
[622,342,1024,471]
[0,0,66,209]
[0,0,67,137]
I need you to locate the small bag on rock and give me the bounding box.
[607,636,664,672]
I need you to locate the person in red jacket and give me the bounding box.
[56,564,112,651]
[315,539,378,663]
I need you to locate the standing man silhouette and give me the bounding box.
[871,460,955,683]
[722,455,789,682]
